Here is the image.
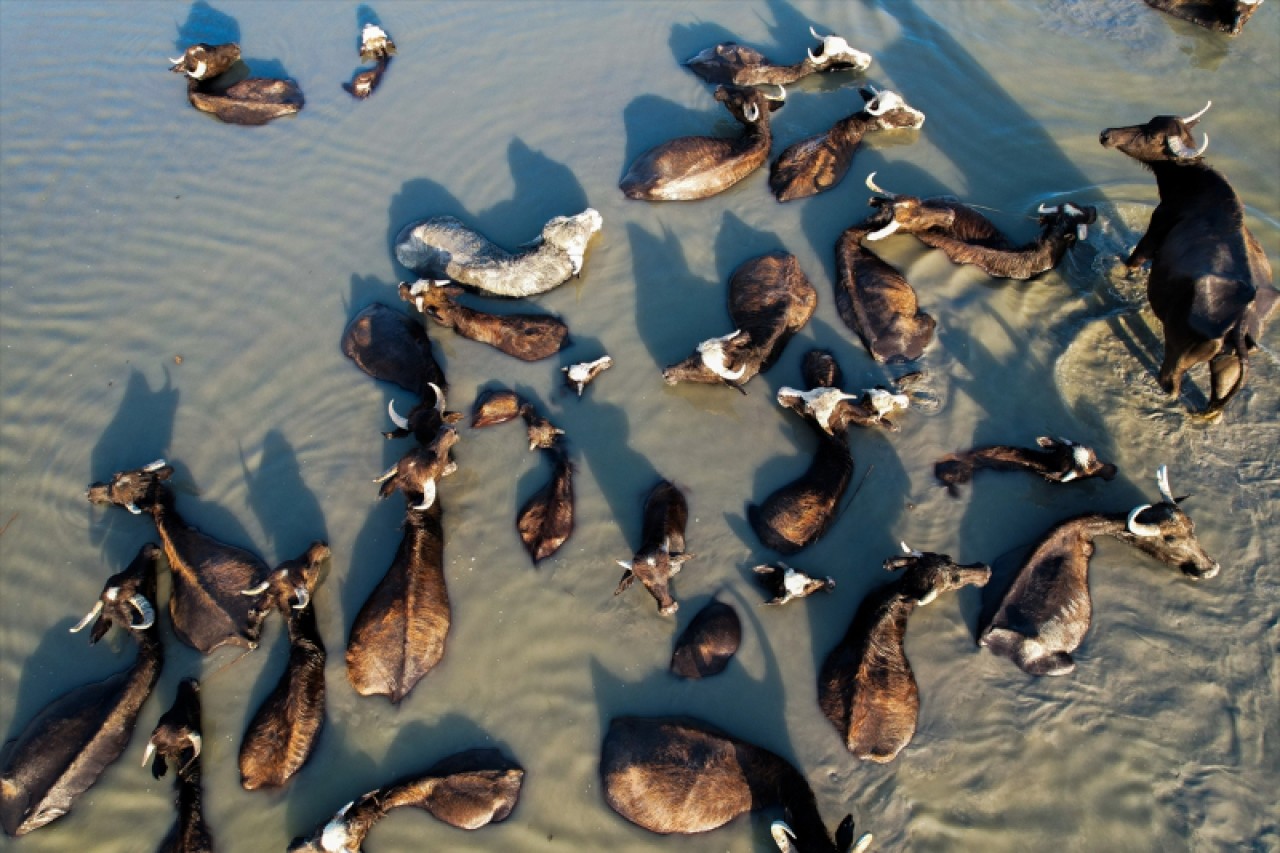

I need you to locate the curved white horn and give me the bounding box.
[1037,203,1061,215]
[809,26,827,41]
[771,820,798,852]
[744,102,760,123]
[865,219,901,241]
[241,580,270,596]
[918,588,939,606]
[373,463,398,483]
[186,733,202,760]
[1155,465,1174,504]
[292,587,310,610]
[143,459,168,471]
[1127,505,1161,537]
[142,741,157,767]
[168,56,185,65]
[128,595,156,629]
[1180,100,1211,124]
[865,171,896,198]
[428,382,445,412]
[125,502,143,515]
[387,399,410,430]
[1167,132,1209,160]
[413,478,437,510]
[69,600,104,633]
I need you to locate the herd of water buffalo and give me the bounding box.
[1,1,1274,850]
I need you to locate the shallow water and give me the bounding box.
[1,1,1277,851]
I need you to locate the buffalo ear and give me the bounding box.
[1036,435,1054,448]
[835,814,856,852]
[1174,493,1191,505]
[443,411,465,425]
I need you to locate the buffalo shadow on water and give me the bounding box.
[281,715,519,845]
[386,138,589,284]
[238,429,328,565]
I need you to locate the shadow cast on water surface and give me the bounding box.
[239,429,328,565]
[386,138,589,282]
[174,1,240,52]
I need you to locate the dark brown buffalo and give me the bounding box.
[663,252,816,390]
[238,542,331,790]
[348,488,450,704]
[770,87,924,202]
[620,84,785,201]
[934,435,1118,496]
[288,749,523,851]
[750,352,909,555]
[685,27,871,86]
[87,461,271,653]
[400,280,569,362]
[342,302,448,400]
[169,43,241,81]
[819,548,990,763]
[615,480,694,615]
[146,679,212,853]
[1101,103,1277,420]
[835,218,936,363]
[670,600,741,679]
[601,717,870,851]
[517,444,575,564]
[980,466,1219,676]
[1143,0,1263,34]
[185,76,303,126]
[1,546,162,837]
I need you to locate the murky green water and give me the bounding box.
[2,1,1277,850]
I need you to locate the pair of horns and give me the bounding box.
[1169,101,1211,159]
[69,591,155,633]
[1126,465,1179,537]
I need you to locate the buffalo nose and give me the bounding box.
[1099,130,1114,147]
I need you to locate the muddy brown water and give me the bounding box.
[1,1,1277,850]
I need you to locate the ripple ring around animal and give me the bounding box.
[394,209,603,298]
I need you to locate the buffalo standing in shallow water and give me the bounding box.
[1,545,162,837]
[1101,102,1276,420]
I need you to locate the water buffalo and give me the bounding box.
[517,444,575,564]
[87,460,271,653]
[864,175,1095,280]
[471,389,565,451]
[685,27,872,85]
[754,563,836,605]
[238,542,331,790]
[934,435,1118,496]
[145,679,212,853]
[399,279,569,361]
[342,302,448,400]
[670,600,741,679]
[835,216,936,363]
[395,209,603,298]
[601,717,870,851]
[819,547,990,763]
[1,545,162,836]
[770,87,925,202]
[288,749,523,851]
[1101,102,1277,420]
[1143,0,1264,34]
[980,466,1220,676]
[347,496,450,704]
[750,352,909,555]
[183,75,304,126]
[663,252,816,390]
[562,355,613,396]
[169,43,241,81]
[620,84,786,201]
[615,480,694,615]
